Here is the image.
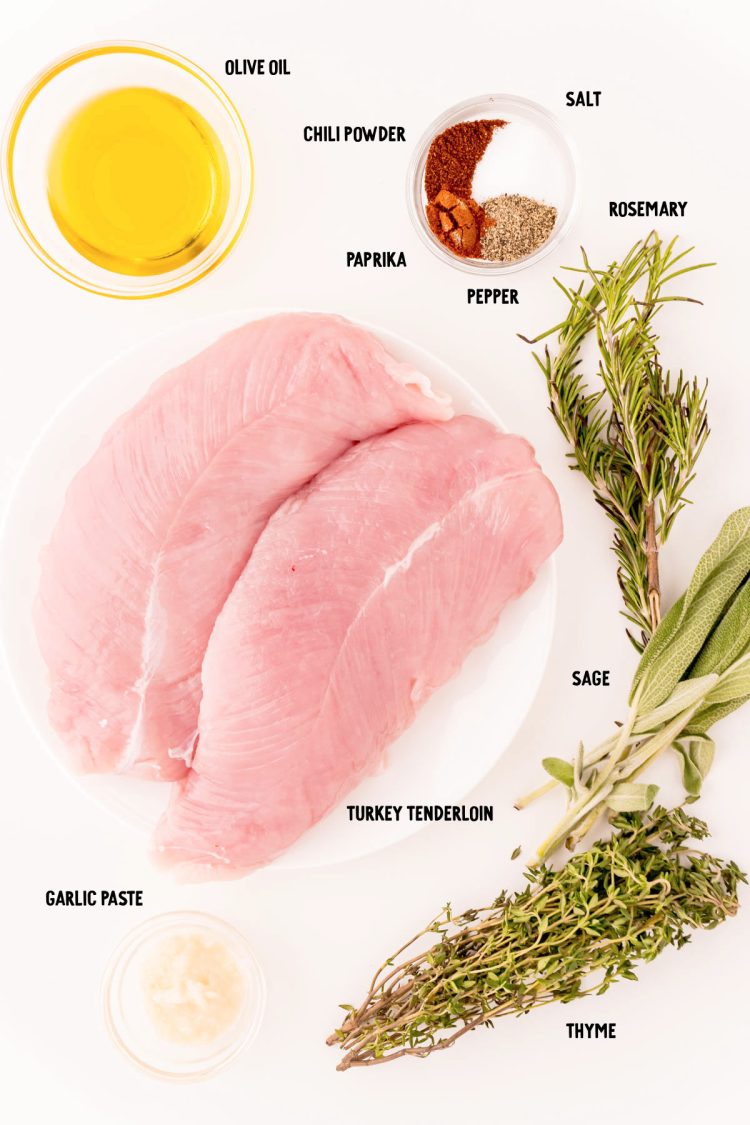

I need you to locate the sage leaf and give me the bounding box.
[682,642,750,733]
[675,745,702,795]
[690,736,716,780]
[683,507,750,604]
[687,694,750,736]
[691,575,750,677]
[542,758,575,788]
[605,782,659,812]
[674,736,715,797]
[632,673,718,734]
[573,741,586,794]
[700,652,750,706]
[631,508,750,711]
[629,593,685,701]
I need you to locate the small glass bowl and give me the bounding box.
[407,94,578,275]
[102,911,266,1081]
[1,41,253,299]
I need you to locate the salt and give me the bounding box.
[472,117,566,208]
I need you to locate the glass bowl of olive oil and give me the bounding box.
[2,42,253,298]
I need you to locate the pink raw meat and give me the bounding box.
[34,314,452,780]
[155,416,562,876]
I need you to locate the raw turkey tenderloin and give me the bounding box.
[155,416,562,876]
[34,314,452,779]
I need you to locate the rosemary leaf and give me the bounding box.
[524,233,711,651]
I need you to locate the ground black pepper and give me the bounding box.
[480,194,558,262]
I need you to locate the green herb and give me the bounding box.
[632,507,750,710]
[329,807,743,1069]
[518,508,750,858]
[522,233,711,650]
[329,236,742,1074]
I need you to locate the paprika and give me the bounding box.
[424,119,505,259]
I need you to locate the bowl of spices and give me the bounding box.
[408,94,577,274]
[2,41,253,298]
[102,911,266,1080]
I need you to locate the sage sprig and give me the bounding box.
[522,234,711,650]
[519,509,750,859]
[329,807,744,1069]
[632,507,750,711]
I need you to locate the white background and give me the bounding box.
[1,1,749,1121]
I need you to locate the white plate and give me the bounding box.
[0,310,557,870]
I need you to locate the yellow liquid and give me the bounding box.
[47,87,230,276]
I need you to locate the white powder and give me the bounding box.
[472,118,565,207]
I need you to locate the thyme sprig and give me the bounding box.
[329,807,744,1069]
[523,234,711,650]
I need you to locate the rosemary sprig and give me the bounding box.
[329,807,744,1069]
[523,233,711,650]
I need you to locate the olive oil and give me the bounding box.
[47,87,229,276]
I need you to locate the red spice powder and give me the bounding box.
[426,189,487,257]
[423,119,506,259]
[424,119,506,201]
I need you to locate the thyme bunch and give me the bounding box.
[523,234,711,650]
[329,807,743,1069]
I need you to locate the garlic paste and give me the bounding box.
[141,930,246,1045]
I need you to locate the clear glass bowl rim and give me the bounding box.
[1,39,254,299]
[406,92,579,276]
[101,909,267,1081]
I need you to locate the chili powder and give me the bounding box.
[424,119,506,258]
[424,119,505,200]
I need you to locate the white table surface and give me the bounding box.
[1,1,748,1122]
